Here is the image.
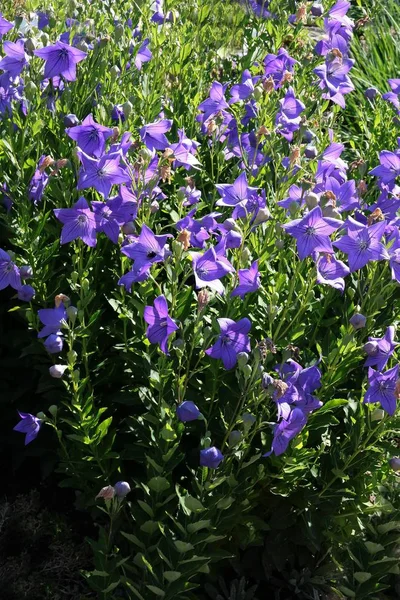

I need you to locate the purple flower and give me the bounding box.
[314,57,354,108]
[315,253,350,292]
[93,198,134,244]
[38,305,67,338]
[17,284,35,302]
[369,151,400,185]
[191,247,234,295]
[231,261,260,298]
[135,38,152,70]
[176,400,201,422]
[263,48,297,88]
[275,87,305,141]
[283,206,342,260]
[0,40,29,77]
[200,447,224,468]
[44,334,64,354]
[333,219,389,272]
[0,249,21,290]
[364,365,399,416]
[0,14,13,37]
[66,113,114,158]
[198,82,229,120]
[230,69,260,103]
[77,151,131,198]
[29,155,50,204]
[263,408,307,457]
[139,119,172,151]
[118,264,151,291]
[13,411,42,445]
[143,294,179,355]
[54,197,97,247]
[206,317,251,370]
[364,326,397,371]
[121,224,171,268]
[216,172,258,207]
[34,41,87,81]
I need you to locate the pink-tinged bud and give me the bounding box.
[20,265,33,279]
[96,485,115,500]
[49,364,68,379]
[150,200,159,214]
[197,289,210,311]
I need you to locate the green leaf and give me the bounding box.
[146,585,165,597]
[376,521,400,534]
[365,541,385,554]
[91,570,109,577]
[138,500,154,518]
[187,520,211,533]
[148,477,170,493]
[174,540,194,553]
[184,496,205,512]
[354,572,372,584]
[163,571,181,583]
[338,586,356,597]
[103,581,120,593]
[140,520,159,534]
[121,532,145,550]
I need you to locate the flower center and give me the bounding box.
[359,240,369,251]
[5,262,14,272]
[197,267,208,277]
[77,214,87,224]
[97,168,106,178]
[221,334,231,345]
[147,251,157,259]
[305,226,316,236]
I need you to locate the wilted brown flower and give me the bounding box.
[273,380,288,398]
[197,289,210,311]
[159,164,172,183]
[39,156,54,173]
[177,229,191,251]
[263,76,275,93]
[55,294,70,308]
[96,485,115,500]
[367,208,384,226]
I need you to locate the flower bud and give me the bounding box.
[25,81,38,100]
[76,41,89,53]
[262,373,274,389]
[350,313,366,330]
[139,147,153,160]
[253,85,263,101]
[305,192,319,209]
[365,87,379,100]
[389,457,400,472]
[304,145,317,159]
[176,400,201,422]
[110,65,121,80]
[17,285,35,302]
[96,485,115,500]
[240,246,251,264]
[67,305,78,324]
[371,408,384,421]
[36,411,46,420]
[123,100,133,119]
[114,481,131,498]
[364,341,378,356]
[48,405,58,417]
[310,2,323,17]
[223,218,238,231]
[64,113,80,128]
[40,32,49,46]
[237,352,249,368]
[67,349,78,364]
[49,364,68,378]
[275,239,285,250]
[200,447,224,469]
[44,334,63,354]
[302,129,315,143]
[242,364,252,380]
[114,23,124,41]
[150,200,159,213]
[228,430,242,447]
[25,38,36,53]
[242,412,256,431]
[252,207,270,226]
[122,221,135,235]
